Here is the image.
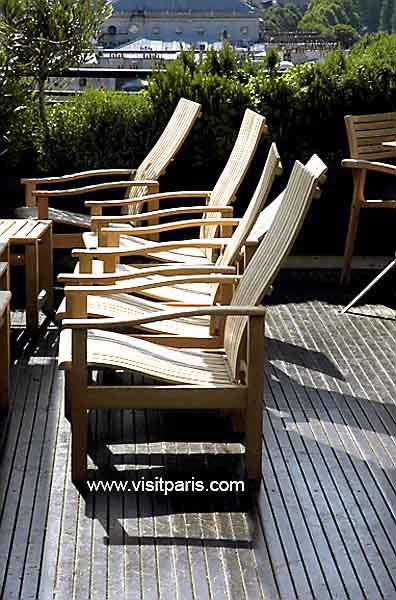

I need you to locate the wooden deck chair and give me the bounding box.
[20,98,202,249]
[341,112,396,285]
[59,157,327,483]
[57,143,282,311]
[59,156,327,345]
[81,108,268,264]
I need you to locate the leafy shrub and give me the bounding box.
[3,36,396,253]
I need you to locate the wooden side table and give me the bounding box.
[0,220,53,332]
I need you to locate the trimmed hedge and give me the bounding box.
[3,35,396,254]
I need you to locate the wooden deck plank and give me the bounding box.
[121,407,142,600]
[0,345,46,598]
[270,296,396,597]
[6,333,59,600]
[267,313,380,598]
[2,289,396,599]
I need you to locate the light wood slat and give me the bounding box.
[0,220,27,241]
[351,112,396,123]
[356,127,396,138]
[59,329,233,385]
[12,219,42,240]
[48,208,91,229]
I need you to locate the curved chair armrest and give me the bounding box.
[0,291,11,318]
[91,205,233,225]
[21,169,136,186]
[342,159,396,176]
[64,274,241,296]
[63,305,266,330]
[72,238,231,259]
[85,190,212,208]
[58,264,236,284]
[33,179,159,198]
[102,218,240,237]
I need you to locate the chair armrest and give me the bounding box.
[21,169,136,186]
[72,238,231,259]
[342,159,396,176]
[57,264,236,284]
[63,305,266,329]
[91,205,233,225]
[0,291,11,319]
[33,179,159,198]
[64,274,241,296]
[85,190,212,209]
[102,218,239,237]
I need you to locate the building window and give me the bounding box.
[197,28,205,37]
[108,25,117,36]
[175,27,183,35]
[240,26,249,36]
[152,26,160,35]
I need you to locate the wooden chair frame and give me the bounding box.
[63,305,266,484]
[21,98,202,249]
[341,112,396,285]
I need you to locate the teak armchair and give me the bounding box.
[57,143,282,316]
[20,98,202,249]
[59,157,327,484]
[341,112,396,285]
[82,108,268,260]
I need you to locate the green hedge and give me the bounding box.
[3,35,396,253]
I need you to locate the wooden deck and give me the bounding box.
[1,285,396,599]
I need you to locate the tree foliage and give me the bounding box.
[0,0,111,134]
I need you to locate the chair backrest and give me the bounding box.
[246,154,326,246]
[209,143,282,300]
[223,156,328,378]
[126,98,201,214]
[200,109,268,252]
[345,112,396,162]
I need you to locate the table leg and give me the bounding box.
[38,226,53,309]
[0,308,10,409]
[25,244,39,332]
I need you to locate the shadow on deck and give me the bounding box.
[0,285,396,599]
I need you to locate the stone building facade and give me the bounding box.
[101,0,260,47]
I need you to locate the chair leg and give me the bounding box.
[245,389,263,484]
[64,371,71,421]
[341,202,361,286]
[0,311,10,410]
[341,171,365,287]
[71,409,88,482]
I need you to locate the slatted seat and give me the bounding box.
[83,108,268,263]
[21,98,202,249]
[59,157,327,483]
[59,329,232,384]
[341,112,396,284]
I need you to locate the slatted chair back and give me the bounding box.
[200,109,268,256]
[209,143,282,300]
[224,156,328,378]
[125,98,201,215]
[345,112,396,162]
